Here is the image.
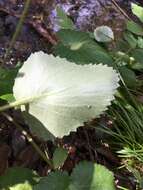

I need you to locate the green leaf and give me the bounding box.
[0,67,18,96]
[70,161,115,190]
[131,49,143,70]
[34,171,70,190]
[55,43,113,65]
[57,29,94,48]
[9,182,32,190]
[53,147,68,169]
[132,49,143,64]
[13,52,119,138]
[56,7,75,30]
[116,40,130,53]
[137,37,143,48]
[119,66,137,88]
[123,32,137,48]
[56,29,107,53]
[115,51,131,63]
[55,30,113,65]
[0,167,39,190]
[131,62,143,70]
[126,21,143,36]
[94,26,114,42]
[0,93,15,102]
[131,3,143,23]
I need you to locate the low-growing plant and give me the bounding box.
[0,161,115,190]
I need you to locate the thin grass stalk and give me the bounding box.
[4,0,31,60]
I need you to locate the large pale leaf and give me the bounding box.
[13,52,119,138]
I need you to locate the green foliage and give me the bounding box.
[34,171,70,190]
[0,93,15,102]
[126,21,143,36]
[70,161,115,190]
[55,29,113,65]
[34,161,115,190]
[56,7,75,30]
[57,29,93,48]
[123,32,137,48]
[0,67,18,97]
[0,162,115,190]
[9,182,32,190]
[100,100,143,163]
[130,49,143,70]
[52,147,68,169]
[0,167,39,190]
[131,3,143,23]
[137,37,143,48]
[119,66,137,88]
[132,49,143,64]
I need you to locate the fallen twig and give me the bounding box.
[0,6,58,46]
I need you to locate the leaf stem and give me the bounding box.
[0,97,36,112]
[0,92,50,112]
[4,0,31,59]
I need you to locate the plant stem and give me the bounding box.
[0,89,67,112]
[0,93,50,112]
[2,112,53,169]
[5,0,31,59]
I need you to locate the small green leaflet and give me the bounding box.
[0,67,18,96]
[123,32,137,48]
[94,26,114,42]
[56,7,75,30]
[131,3,143,23]
[52,147,68,169]
[0,93,15,102]
[126,21,143,36]
[9,182,32,190]
[13,52,119,138]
